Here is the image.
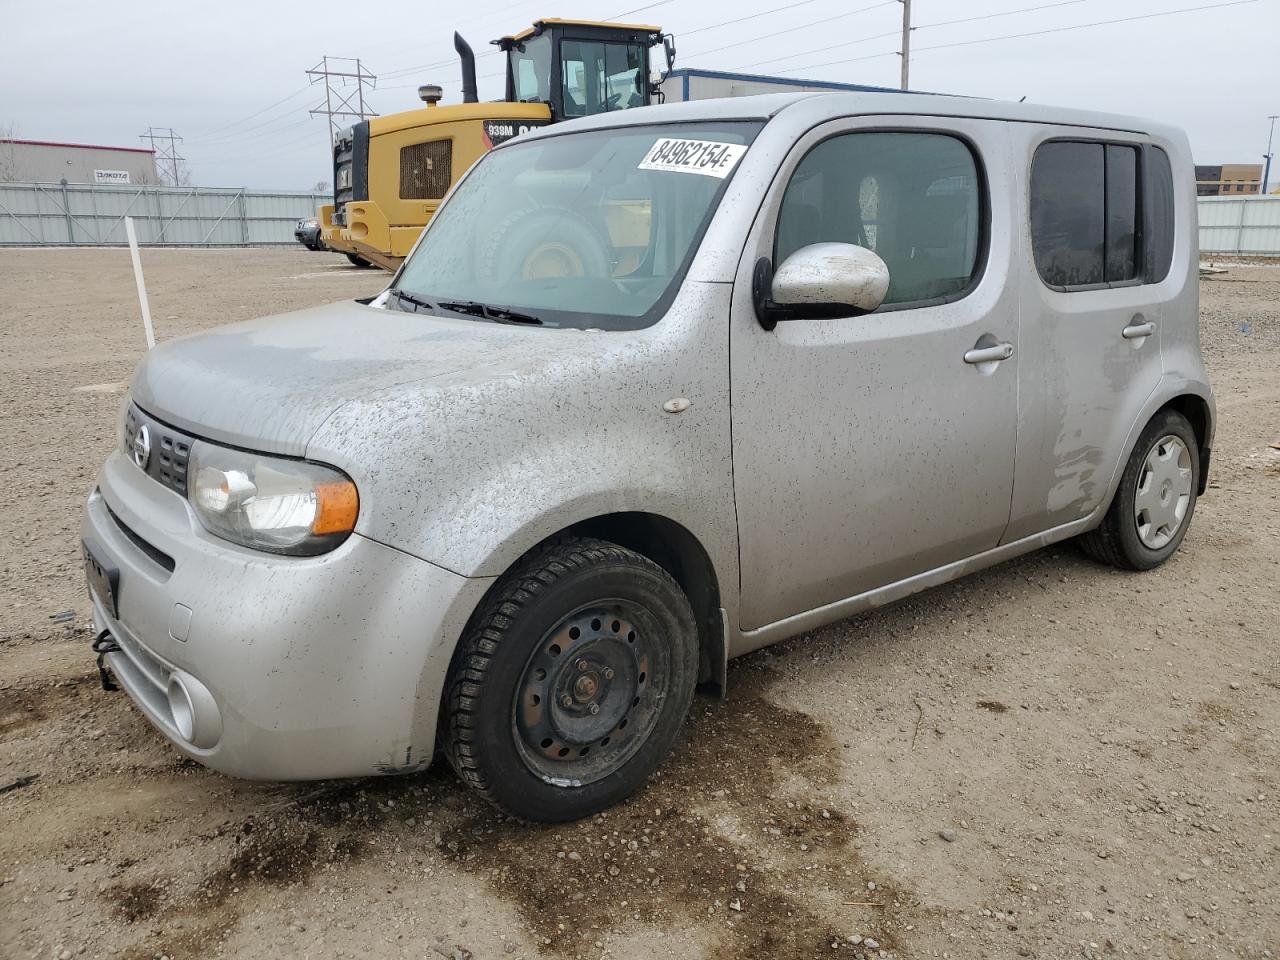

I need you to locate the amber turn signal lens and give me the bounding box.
[312,481,360,535]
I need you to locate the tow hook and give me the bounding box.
[92,630,122,692]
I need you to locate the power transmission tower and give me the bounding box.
[139,127,185,185]
[307,57,379,143]
[898,0,912,90]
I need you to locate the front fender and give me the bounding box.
[304,281,738,585]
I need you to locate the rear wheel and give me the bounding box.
[1079,410,1199,570]
[345,252,374,268]
[442,537,698,822]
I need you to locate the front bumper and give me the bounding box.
[81,449,492,780]
[340,199,431,269]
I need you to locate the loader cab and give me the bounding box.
[498,20,671,121]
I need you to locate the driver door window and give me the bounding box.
[775,132,983,306]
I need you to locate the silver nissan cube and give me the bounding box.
[83,92,1213,822]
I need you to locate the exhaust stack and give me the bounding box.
[455,32,479,104]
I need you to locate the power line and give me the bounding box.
[727,0,1097,75]
[187,102,320,146]
[191,115,320,150]
[763,0,1260,78]
[680,1,898,62]
[913,0,1260,55]
[682,0,891,40]
[918,0,1090,32]
[186,86,312,141]
[606,0,675,20]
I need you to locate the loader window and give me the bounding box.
[393,121,762,330]
[560,41,646,117]
[511,34,552,103]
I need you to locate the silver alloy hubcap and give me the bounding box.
[1134,435,1193,550]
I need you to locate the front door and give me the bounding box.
[730,117,1018,631]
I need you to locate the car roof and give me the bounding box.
[521,91,1178,141]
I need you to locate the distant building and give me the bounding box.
[1195,163,1263,196]
[0,139,158,185]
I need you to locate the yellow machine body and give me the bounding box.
[336,102,551,270]
[319,18,669,270]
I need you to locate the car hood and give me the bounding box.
[129,299,586,457]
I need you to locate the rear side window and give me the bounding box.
[1104,145,1138,282]
[776,131,985,307]
[1030,142,1105,287]
[1146,147,1175,283]
[1031,138,1174,290]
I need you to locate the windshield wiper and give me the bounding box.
[437,300,543,325]
[388,288,434,313]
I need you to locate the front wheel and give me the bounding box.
[345,252,374,268]
[1079,410,1200,570]
[442,538,699,822]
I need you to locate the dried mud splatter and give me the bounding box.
[95,663,918,960]
[436,663,918,959]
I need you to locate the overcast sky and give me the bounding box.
[5,0,1277,189]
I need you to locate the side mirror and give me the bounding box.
[662,34,677,73]
[753,242,890,330]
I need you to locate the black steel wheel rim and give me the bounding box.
[512,600,669,786]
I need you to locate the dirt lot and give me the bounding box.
[1,247,1277,960]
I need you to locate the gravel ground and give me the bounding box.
[1,248,1277,960]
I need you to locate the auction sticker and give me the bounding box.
[638,138,747,179]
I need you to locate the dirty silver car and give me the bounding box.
[83,92,1213,822]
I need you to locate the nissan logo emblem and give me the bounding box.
[132,424,152,470]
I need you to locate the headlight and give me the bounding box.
[187,441,358,555]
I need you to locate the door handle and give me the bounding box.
[1122,320,1156,340]
[963,342,1014,365]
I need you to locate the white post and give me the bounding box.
[124,216,156,350]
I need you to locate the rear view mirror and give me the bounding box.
[753,242,890,330]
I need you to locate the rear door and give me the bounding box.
[1004,130,1176,540]
[729,116,1019,631]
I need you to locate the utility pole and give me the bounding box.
[307,57,379,143]
[898,0,912,91]
[1263,114,1278,196]
[139,127,185,186]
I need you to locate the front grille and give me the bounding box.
[400,140,452,200]
[331,121,369,226]
[123,404,194,496]
[105,501,176,574]
[333,135,354,225]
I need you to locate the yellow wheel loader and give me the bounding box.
[319,20,674,270]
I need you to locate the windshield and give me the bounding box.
[393,122,762,330]
[510,35,552,103]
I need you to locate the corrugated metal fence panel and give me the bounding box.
[1197,196,1280,254]
[4,181,1279,253]
[0,182,328,246]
